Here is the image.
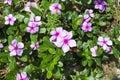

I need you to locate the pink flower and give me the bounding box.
[8,39,24,56]
[4,0,12,5]
[50,27,66,42]
[5,14,16,26]
[30,42,39,50]
[85,9,94,17]
[49,3,62,14]
[118,36,120,41]
[16,72,29,80]
[90,46,98,57]
[81,22,92,32]
[94,0,107,12]
[26,22,39,34]
[29,16,42,26]
[24,2,38,12]
[105,46,111,52]
[0,43,3,48]
[97,36,112,51]
[54,31,76,53]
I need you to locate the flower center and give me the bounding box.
[31,26,34,30]
[103,40,107,44]
[8,18,12,21]
[55,32,59,36]
[14,46,18,50]
[20,78,24,80]
[64,39,69,44]
[54,5,59,10]
[86,26,89,29]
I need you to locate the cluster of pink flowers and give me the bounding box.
[90,36,113,57]
[16,72,29,80]
[4,0,12,5]
[49,3,62,14]
[26,16,41,34]
[81,9,94,32]
[94,0,107,12]
[50,27,76,53]
[5,14,16,26]
[8,39,24,56]
[24,2,38,12]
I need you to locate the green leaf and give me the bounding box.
[23,64,36,74]
[8,57,17,71]
[40,28,46,33]
[47,71,52,79]
[15,14,25,22]
[82,59,88,66]
[53,69,61,79]
[30,34,38,43]
[113,46,120,58]
[98,21,106,26]
[30,7,41,16]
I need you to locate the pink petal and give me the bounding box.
[35,16,41,21]
[12,39,17,46]
[62,44,70,53]
[98,36,103,41]
[97,41,103,46]
[5,21,9,25]
[68,40,76,47]
[50,30,56,35]
[106,40,112,46]
[16,49,23,56]
[21,72,27,78]
[8,45,14,51]
[102,44,108,50]
[50,36,56,42]
[17,42,24,48]
[10,50,17,56]
[54,42,63,47]
[10,21,14,25]
[118,36,120,41]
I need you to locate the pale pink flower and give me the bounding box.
[5,14,16,26]
[30,42,39,50]
[81,22,92,32]
[26,22,39,34]
[118,36,120,41]
[54,31,76,53]
[97,36,112,51]
[50,27,66,42]
[24,2,38,12]
[16,72,29,80]
[61,0,66,2]
[29,16,42,26]
[90,46,98,57]
[4,0,12,5]
[8,39,24,56]
[0,43,3,48]
[105,46,111,52]
[49,3,62,14]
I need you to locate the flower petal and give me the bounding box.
[62,44,70,53]
[98,36,103,41]
[18,42,24,48]
[10,50,17,56]
[68,40,76,47]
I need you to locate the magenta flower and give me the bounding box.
[16,72,29,80]
[54,31,76,53]
[29,16,42,26]
[0,43,3,48]
[26,22,39,34]
[5,14,16,26]
[81,22,92,32]
[8,39,24,56]
[97,36,112,51]
[94,0,107,12]
[4,0,12,5]
[24,2,38,12]
[30,42,39,50]
[49,3,62,14]
[50,27,66,42]
[90,46,98,57]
